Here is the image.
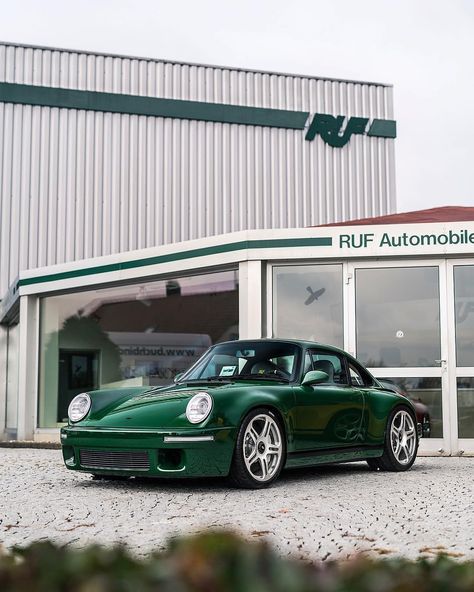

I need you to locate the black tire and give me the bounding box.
[366,458,382,471]
[376,406,419,472]
[229,408,286,489]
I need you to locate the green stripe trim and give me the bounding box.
[0,82,309,130]
[17,237,332,288]
[367,119,397,138]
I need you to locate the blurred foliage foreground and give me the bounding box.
[1,531,473,592]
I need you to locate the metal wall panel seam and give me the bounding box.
[83,110,94,259]
[144,115,154,247]
[46,106,58,264]
[137,115,147,249]
[26,106,38,278]
[91,113,104,257]
[1,104,14,293]
[0,45,5,81]
[20,105,34,282]
[75,109,85,261]
[0,104,5,295]
[171,117,180,243]
[213,122,222,236]
[54,106,66,262]
[187,119,196,240]
[129,113,139,251]
[180,119,189,241]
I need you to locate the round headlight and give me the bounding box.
[68,393,91,423]
[186,392,213,424]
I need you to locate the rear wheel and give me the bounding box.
[229,408,286,489]
[369,407,418,472]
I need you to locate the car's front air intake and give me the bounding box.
[79,449,150,471]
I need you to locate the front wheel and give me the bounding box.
[370,407,418,472]
[229,408,286,489]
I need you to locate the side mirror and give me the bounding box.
[302,370,329,386]
[174,372,185,383]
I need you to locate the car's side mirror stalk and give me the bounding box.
[301,370,329,386]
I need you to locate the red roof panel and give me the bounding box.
[320,206,474,227]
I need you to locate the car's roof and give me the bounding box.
[216,338,347,355]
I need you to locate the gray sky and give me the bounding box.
[2,0,473,213]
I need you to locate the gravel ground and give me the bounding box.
[0,449,473,561]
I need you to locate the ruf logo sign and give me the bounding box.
[0,82,397,149]
[305,113,396,147]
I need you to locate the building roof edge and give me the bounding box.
[0,39,393,88]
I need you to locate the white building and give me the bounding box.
[7,42,473,455]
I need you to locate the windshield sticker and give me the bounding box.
[220,365,237,377]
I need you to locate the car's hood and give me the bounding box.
[75,380,289,430]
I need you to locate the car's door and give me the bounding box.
[346,358,383,446]
[292,348,365,451]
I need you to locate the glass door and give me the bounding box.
[347,260,449,455]
[447,262,474,454]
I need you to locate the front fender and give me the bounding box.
[211,385,294,438]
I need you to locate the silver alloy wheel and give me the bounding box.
[390,410,417,464]
[243,413,283,482]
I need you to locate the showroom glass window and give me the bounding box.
[355,267,441,367]
[454,266,474,438]
[38,270,238,427]
[273,264,343,347]
[457,378,474,439]
[454,266,474,367]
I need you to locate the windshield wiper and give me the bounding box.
[176,376,233,384]
[177,374,290,384]
[231,374,290,383]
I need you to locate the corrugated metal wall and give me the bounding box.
[0,42,396,297]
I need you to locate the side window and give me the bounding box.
[348,362,373,387]
[309,350,348,385]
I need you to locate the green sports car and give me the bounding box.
[61,339,420,488]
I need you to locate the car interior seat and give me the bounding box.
[312,359,335,383]
[250,360,279,375]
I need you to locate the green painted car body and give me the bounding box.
[61,339,418,479]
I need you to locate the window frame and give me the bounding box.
[347,359,375,388]
[304,347,350,386]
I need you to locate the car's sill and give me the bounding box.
[163,435,214,443]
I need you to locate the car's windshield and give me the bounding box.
[179,341,301,383]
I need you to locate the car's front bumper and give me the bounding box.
[60,425,237,478]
